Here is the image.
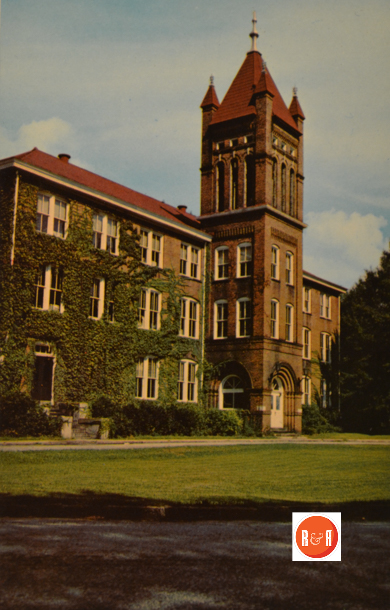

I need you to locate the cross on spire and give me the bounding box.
[249,11,259,52]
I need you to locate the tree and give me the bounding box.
[340,250,390,433]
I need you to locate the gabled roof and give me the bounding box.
[2,148,203,232]
[289,94,305,120]
[303,270,346,293]
[210,50,300,133]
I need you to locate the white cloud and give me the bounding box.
[304,209,388,288]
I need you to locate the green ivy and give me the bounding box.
[0,171,206,409]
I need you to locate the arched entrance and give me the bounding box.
[271,377,284,428]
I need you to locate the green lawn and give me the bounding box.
[1,445,389,505]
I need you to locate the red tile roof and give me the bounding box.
[289,94,305,120]
[200,84,220,109]
[210,51,300,133]
[6,148,201,229]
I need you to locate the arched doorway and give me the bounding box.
[271,377,284,428]
[220,375,245,409]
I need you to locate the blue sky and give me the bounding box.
[0,0,389,288]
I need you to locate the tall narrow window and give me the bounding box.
[135,357,159,399]
[286,252,294,285]
[237,298,251,338]
[302,327,311,360]
[49,267,63,311]
[272,159,277,207]
[190,248,199,279]
[281,164,286,211]
[215,247,229,280]
[178,360,198,402]
[179,298,199,339]
[303,287,311,313]
[151,234,161,266]
[230,158,239,210]
[237,243,252,277]
[140,230,148,263]
[92,214,104,249]
[138,289,161,330]
[301,377,311,405]
[285,304,293,342]
[90,279,104,320]
[180,244,188,275]
[106,218,118,253]
[36,194,68,238]
[216,161,225,212]
[214,300,228,339]
[245,155,255,207]
[289,169,295,216]
[320,333,331,363]
[320,293,331,319]
[33,265,63,312]
[36,195,50,233]
[139,230,163,267]
[33,266,46,309]
[271,299,279,339]
[53,200,67,238]
[320,379,328,408]
[271,245,280,280]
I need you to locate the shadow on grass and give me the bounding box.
[1,492,389,521]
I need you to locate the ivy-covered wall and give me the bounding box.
[0,169,207,407]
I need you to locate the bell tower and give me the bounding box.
[200,14,306,433]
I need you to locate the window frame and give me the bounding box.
[135,357,159,400]
[303,287,311,313]
[230,157,239,210]
[301,376,311,405]
[271,245,280,280]
[140,229,163,268]
[270,299,279,339]
[320,332,332,363]
[215,246,229,280]
[236,297,251,338]
[33,264,64,313]
[302,327,311,360]
[180,243,201,280]
[179,297,199,339]
[92,213,119,255]
[320,293,331,319]
[138,288,161,331]
[285,303,294,342]
[237,242,252,278]
[36,193,68,239]
[89,278,105,320]
[177,360,198,403]
[214,300,228,339]
[285,251,294,285]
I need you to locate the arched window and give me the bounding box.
[271,245,279,280]
[221,375,245,409]
[230,158,239,210]
[285,251,294,285]
[289,169,295,216]
[272,159,277,207]
[281,164,286,211]
[216,161,225,212]
[245,155,255,207]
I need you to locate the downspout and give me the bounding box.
[200,244,207,405]
[10,171,20,265]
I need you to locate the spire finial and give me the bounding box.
[210,75,214,86]
[293,86,298,96]
[249,11,259,52]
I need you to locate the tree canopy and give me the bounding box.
[341,250,390,433]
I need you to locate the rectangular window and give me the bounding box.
[90,278,104,319]
[135,357,159,399]
[138,289,160,330]
[303,287,311,313]
[190,248,199,279]
[302,327,311,360]
[271,300,279,339]
[286,252,294,285]
[320,379,328,408]
[215,301,228,338]
[92,214,118,254]
[320,333,331,363]
[237,243,252,277]
[302,377,311,405]
[33,265,63,312]
[180,244,188,275]
[106,218,118,253]
[140,230,163,267]
[285,305,293,342]
[92,214,104,249]
[237,299,251,337]
[216,247,229,280]
[177,360,197,402]
[179,298,199,339]
[271,246,279,280]
[320,293,331,319]
[149,290,159,330]
[36,194,68,238]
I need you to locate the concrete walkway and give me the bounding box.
[1,437,390,451]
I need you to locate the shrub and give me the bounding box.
[205,409,243,436]
[0,392,62,437]
[302,404,340,435]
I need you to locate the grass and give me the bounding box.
[1,445,389,505]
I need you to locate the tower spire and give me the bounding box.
[249,11,259,52]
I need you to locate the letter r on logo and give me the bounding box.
[302,530,308,546]
[326,530,332,546]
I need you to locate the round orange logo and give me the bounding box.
[295,515,339,559]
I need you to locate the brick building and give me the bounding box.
[0,16,345,434]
